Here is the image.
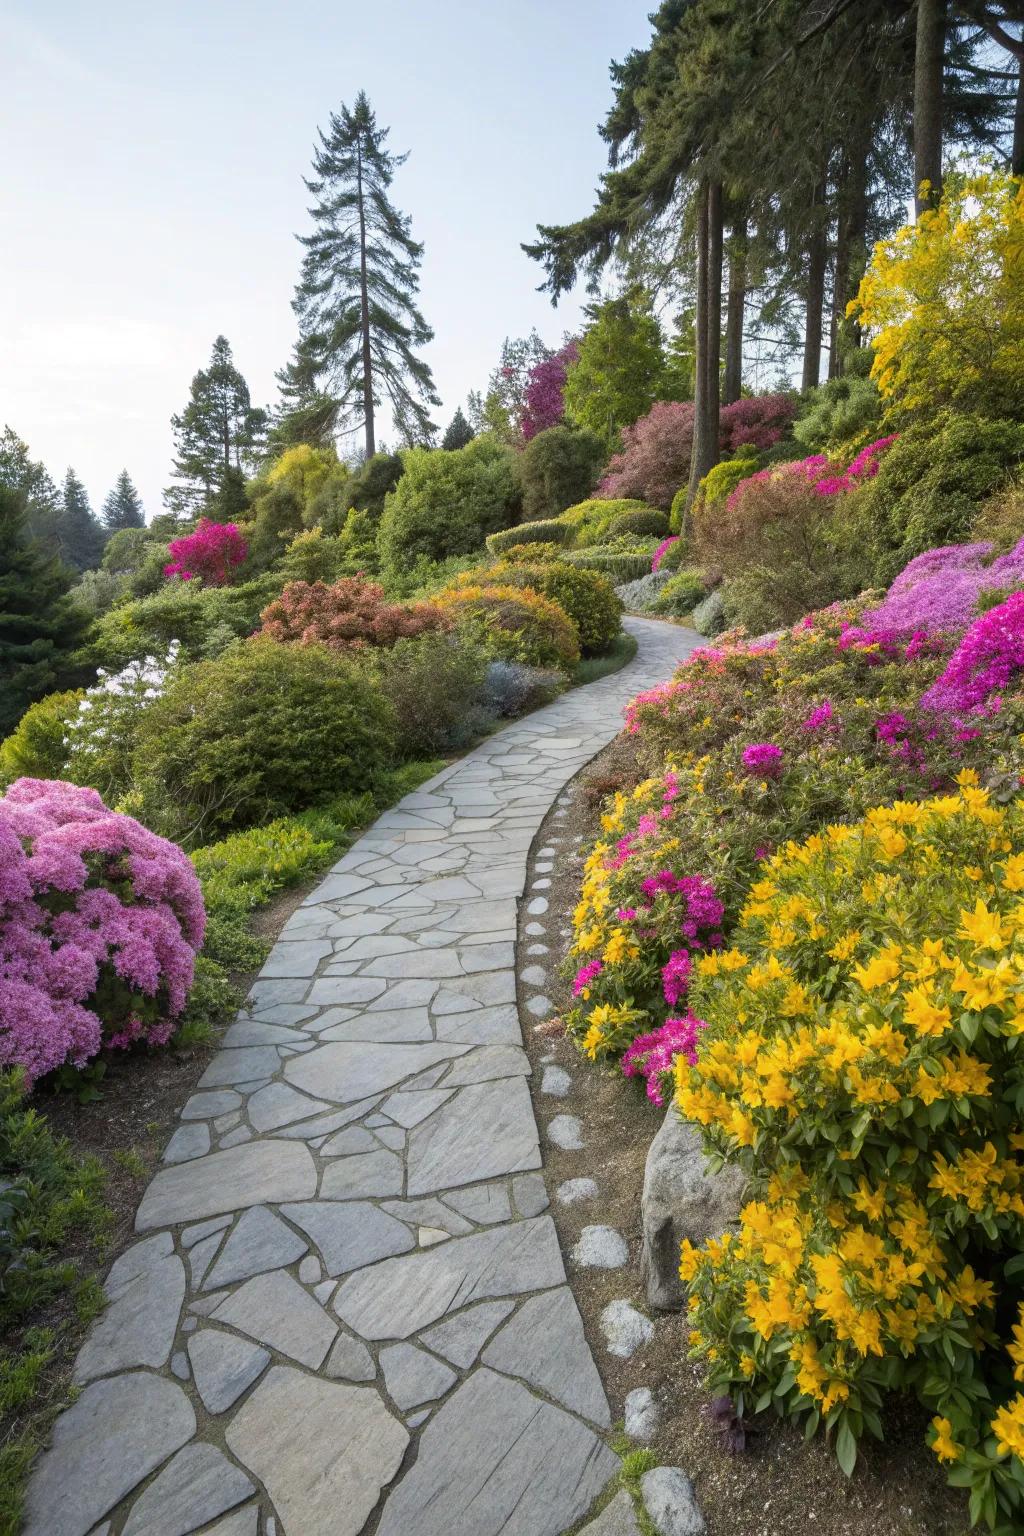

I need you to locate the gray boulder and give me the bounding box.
[640,1466,706,1536]
[640,1110,744,1311]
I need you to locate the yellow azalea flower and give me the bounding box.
[958,898,1006,951]
[955,768,980,788]
[829,931,861,961]
[950,1265,995,1314]
[991,1396,1024,1461]
[1003,853,1024,892]
[930,1416,961,1464]
[903,984,952,1037]
[852,946,903,991]
[739,1354,756,1378]
[582,1023,604,1061]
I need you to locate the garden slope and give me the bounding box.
[23,614,699,1536]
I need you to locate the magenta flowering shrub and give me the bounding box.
[718,393,796,455]
[164,519,248,585]
[599,402,695,509]
[850,536,1024,640]
[0,778,205,1083]
[521,341,578,441]
[651,535,680,573]
[920,590,1024,719]
[622,1013,706,1105]
[741,742,783,777]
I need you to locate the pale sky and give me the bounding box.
[0,0,654,519]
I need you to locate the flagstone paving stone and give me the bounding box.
[24,616,698,1535]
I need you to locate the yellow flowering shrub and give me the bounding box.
[433,582,580,670]
[678,775,1024,1528]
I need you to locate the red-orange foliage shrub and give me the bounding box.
[258,577,449,651]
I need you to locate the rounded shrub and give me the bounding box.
[653,568,706,617]
[377,439,519,580]
[563,546,659,584]
[0,778,205,1082]
[0,690,82,787]
[435,584,580,670]
[258,577,447,651]
[697,456,762,509]
[514,425,605,522]
[134,640,396,842]
[559,498,655,547]
[494,562,622,656]
[485,519,573,557]
[606,507,669,540]
[371,632,488,757]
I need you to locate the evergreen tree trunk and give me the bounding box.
[686,178,722,517]
[356,138,376,459]
[1013,55,1023,178]
[723,215,747,405]
[829,160,850,381]
[914,0,946,216]
[802,179,828,392]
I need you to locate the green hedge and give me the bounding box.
[563,546,656,583]
[485,519,574,556]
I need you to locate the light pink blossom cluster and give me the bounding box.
[0,779,206,1083]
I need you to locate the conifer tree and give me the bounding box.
[441,407,475,451]
[101,469,145,532]
[58,469,105,571]
[165,336,267,516]
[285,91,439,459]
[0,484,86,735]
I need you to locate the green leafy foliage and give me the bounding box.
[0,689,82,786]
[378,439,519,580]
[492,560,622,655]
[134,640,396,842]
[485,519,574,556]
[606,507,669,540]
[514,425,604,521]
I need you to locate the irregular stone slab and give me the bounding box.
[335,1216,564,1339]
[226,1365,408,1536]
[320,1124,378,1155]
[572,1225,629,1270]
[285,1040,467,1102]
[380,1341,457,1409]
[23,1372,195,1536]
[204,1206,307,1289]
[203,1508,259,1536]
[381,1196,474,1238]
[580,1490,642,1536]
[198,1046,281,1088]
[407,1079,539,1196]
[181,1090,241,1120]
[272,1097,380,1139]
[182,1214,231,1248]
[212,1270,337,1368]
[547,1114,583,1150]
[379,1088,454,1128]
[375,1368,618,1536]
[442,1044,531,1086]
[436,1003,522,1045]
[513,1172,549,1217]
[136,1141,316,1230]
[525,994,554,1018]
[639,1467,706,1536]
[374,1123,406,1150]
[481,1287,610,1426]
[281,1200,414,1275]
[600,1299,655,1359]
[223,1019,309,1046]
[625,1386,661,1441]
[444,1182,512,1225]
[362,947,465,977]
[307,976,388,1006]
[557,1177,598,1204]
[319,1147,403,1199]
[519,964,547,987]
[324,1331,376,1381]
[188,1230,224,1289]
[420,1299,514,1368]
[163,1121,210,1163]
[188,1329,270,1414]
[75,1234,185,1383]
[247,1081,334,1132]
[219,1126,251,1148]
[121,1441,254,1536]
[641,1109,745,1311]
[319,1006,433,1042]
[258,939,333,977]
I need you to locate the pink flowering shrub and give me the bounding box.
[718,393,796,455]
[164,519,248,585]
[651,535,680,573]
[0,779,205,1083]
[921,590,1024,718]
[622,1013,706,1105]
[848,536,1024,640]
[522,341,578,441]
[741,742,783,777]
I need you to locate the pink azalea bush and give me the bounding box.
[164,519,248,585]
[718,393,796,454]
[651,535,680,572]
[0,779,205,1083]
[622,1013,707,1105]
[850,537,1024,640]
[921,590,1024,718]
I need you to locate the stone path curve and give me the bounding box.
[25,616,699,1536]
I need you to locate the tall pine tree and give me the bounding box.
[441,407,475,451]
[58,469,105,571]
[165,336,267,516]
[283,91,439,458]
[0,484,86,736]
[101,469,145,531]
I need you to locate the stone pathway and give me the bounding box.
[25,616,699,1536]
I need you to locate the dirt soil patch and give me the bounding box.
[518,737,969,1536]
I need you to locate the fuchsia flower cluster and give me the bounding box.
[854,537,1024,640]
[741,742,784,777]
[921,590,1024,718]
[622,1013,707,1105]
[651,536,680,573]
[164,518,248,585]
[521,341,578,440]
[0,779,206,1083]
[725,434,898,516]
